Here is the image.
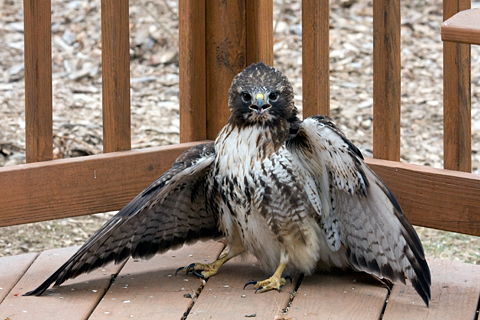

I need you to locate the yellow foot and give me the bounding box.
[175,261,221,279]
[243,275,292,293]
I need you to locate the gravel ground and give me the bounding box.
[0,0,479,265]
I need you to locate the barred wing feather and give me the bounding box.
[25,142,221,296]
[287,115,431,306]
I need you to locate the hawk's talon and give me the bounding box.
[185,263,196,275]
[175,266,185,276]
[243,280,257,290]
[285,275,292,283]
[192,270,205,279]
[245,275,287,293]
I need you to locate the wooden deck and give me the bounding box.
[1,241,479,319]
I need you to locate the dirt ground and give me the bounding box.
[0,0,479,265]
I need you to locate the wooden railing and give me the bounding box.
[1,0,479,238]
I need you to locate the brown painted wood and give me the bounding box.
[2,145,480,236]
[302,0,330,118]
[0,141,207,227]
[287,271,388,319]
[188,253,295,320]
[246,0,274,66]
[443,0,472,172]
[0,253,38,301]
[373,0,401,161]
[365,158,480,237]
[23,0,53,163]
[179,0,207,143]
[101,0,131,153]
[442,9,480,45]
[0,246,126,320]
[90,241,224,319]
[205,0,246,139]
[383,259,480,319]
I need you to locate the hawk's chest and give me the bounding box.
[212,125,294,216]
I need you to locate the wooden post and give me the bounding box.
[373,0,401,161]
[24,0,53,163]
[443,0,471,172]
[302,0,330,118]
[101,0,131,153]
[179,0,207,143]
[246,0,274,66]
[204,0,273,139]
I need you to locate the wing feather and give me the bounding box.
[287,115,431,306]
[25,142,221,296]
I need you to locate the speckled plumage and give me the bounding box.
[26,63,431,307]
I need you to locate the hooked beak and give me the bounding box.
[249,93,271,115]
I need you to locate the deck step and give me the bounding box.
[442,8,480,45]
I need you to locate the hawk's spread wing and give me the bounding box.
[25,142,221,296]
[287,115,431,306]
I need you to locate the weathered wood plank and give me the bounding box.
[0,253,38,302]
[2,147,480,236]
[188,254,295,319]
[0,246,125,320]
[90,241,224,319]
[383,259,480,319]
[179,0,207,143]
[101,0,131,153]
[0,141,206,227]
[287,271,388,319]
[24,0,53,163]
[443,0,471,172]
[205,0,246,139]
[373,0,401,161]
[302,0,330,117]
[442,9,480,45]
[366,158,480,237]
[245,0,274,66]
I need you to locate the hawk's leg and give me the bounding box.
[244,250,290,293]
[176,242,245,279]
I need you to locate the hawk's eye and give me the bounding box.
[269,92,278,102]
[241,92,252,102]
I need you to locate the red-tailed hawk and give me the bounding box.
[26,62,431,306]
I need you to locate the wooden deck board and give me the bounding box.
[1,248,480,319]
[383,259,480,319]
[90,241,224,319]
[188,254,295,320]
[0,246,125,320]
[0,252,38,302]
[286,270,389,319]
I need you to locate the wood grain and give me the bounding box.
[287,271,388,319]
[246,0,274,66]
[443,0,471,172]
[179,0,207,143]
[0,253,38,301]
[205,0,246,139]
[23,0,53,163]
[188,253,295,320]
[366,157,480,237]
[0,141,207,227]
[101,0,131,153]
[302,0,330,118]
[90,241,224,319]
[442,8,480,46]
[373,0,401,161]
[0,246,126,320]
[383,259,480,319]
[2,144,480,236]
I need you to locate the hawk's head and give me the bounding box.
[228,63,296,129]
